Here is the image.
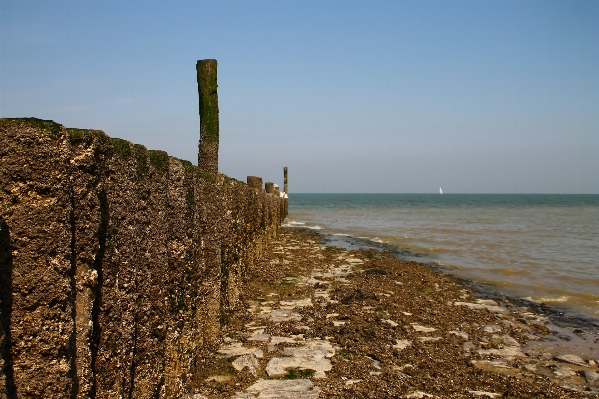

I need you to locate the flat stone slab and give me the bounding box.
[468,391,500,398]
[454,301,507,314]
[232,354,260,375]
[266,339,335,378]
[282,340,335,359]
[483,324,502,333]
[218,343,264,358]
[478,346,525,359]
[412,324,437,333]
[266,356,332,378]
[393,339,412,351]
[280,298,313,307]
[448,330,469,340]
[583,370,599,387]
[555,354,587,367]
[233,379,319,399]
[259,308,302,322]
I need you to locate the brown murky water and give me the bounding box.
[287,194,599,321]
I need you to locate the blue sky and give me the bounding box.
[1,0,598,193]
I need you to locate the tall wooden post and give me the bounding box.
[196,59,219,173]
[283,166,288,194]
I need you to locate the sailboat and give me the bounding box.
[439,187,443,194]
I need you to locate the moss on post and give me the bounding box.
[196,59,219,174]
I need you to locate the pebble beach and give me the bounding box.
[191,228,599,398]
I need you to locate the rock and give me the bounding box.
[553,364,576,379]
[483,324,502,333]
[266,340,335,378]
[419,337,442,343]
[248,333,271,342]
[463,342,476,352]
[233,379,319,399]
[261,308,302,322]
[555,354,587,367]
[412,324,437,333]
[583,370,599,387]
[478,346,525,359]
[468,391,501,398]
[454,301,507,314]
[344,379,363,386]
[393,339,412,351]
[524,364,537,373]
[266,357,331,378]
[404,391,436,398]
[384,319,399,327]
[232,354,260,375]
[449,330,469,340]
[280,298,313,307]
[218,343,264,358]
[501,335,520,347]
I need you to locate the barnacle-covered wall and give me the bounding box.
[0,118,285,398]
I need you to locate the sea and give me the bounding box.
[284,194,599,323]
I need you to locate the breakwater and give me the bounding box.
[0,60,287,398]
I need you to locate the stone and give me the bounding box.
[248,333,271,342]
[478,346,525,359]
[501,335,520,347]
[393,339,412,351]
[554,354,587,367]
[483,324,502,333]
[463,342,476,352]
[454,301,507,314]
[218,343,264,359]
[449,330,469,340]
[384,319,399,327]
[233,379,318,399]
[553,364,576,379]
[583,370,599,387]
[266,357,332,379]
[404,391,436,398]
[232,354,260,375]
[412,324,437,333]
[419,337,442,343]
[280,298,313,307]
[468,391,500,398]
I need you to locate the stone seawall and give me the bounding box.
[0,118,285,398]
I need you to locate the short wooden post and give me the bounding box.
[265,182,274,194]
[196,59,219,173]
[247,176,263,190]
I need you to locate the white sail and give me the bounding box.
[440,187,443,194]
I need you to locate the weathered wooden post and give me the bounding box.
[247,176,263,190]
[265,182,274,194]
[283,166,288,218]
[196,59,219,173]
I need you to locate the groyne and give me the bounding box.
[0,60,287,398]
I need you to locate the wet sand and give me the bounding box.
[190,228,599,398]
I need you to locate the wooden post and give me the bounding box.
[247,176,263,190]
[265,182,274,194]
[283,166,288,194]
[196,59,219,173]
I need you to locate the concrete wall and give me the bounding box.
[0,118,285,398]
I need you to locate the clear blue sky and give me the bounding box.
[1,0,598,193]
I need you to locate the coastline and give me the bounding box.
[191,228,599,398]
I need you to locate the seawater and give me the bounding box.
[286,194,599,321]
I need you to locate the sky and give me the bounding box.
[1,0,598,193]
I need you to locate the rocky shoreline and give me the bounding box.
[190,228,599,398]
